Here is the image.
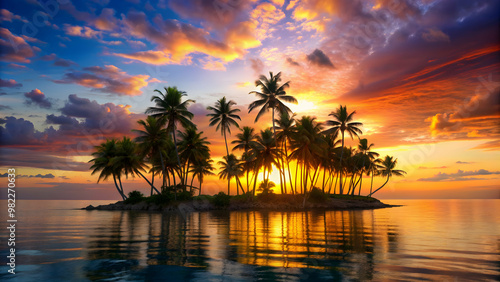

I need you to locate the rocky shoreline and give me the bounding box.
[83,196,397,212]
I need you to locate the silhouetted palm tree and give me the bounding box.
[289,116,324,194]
[146,86,195,186]
[132,116,169,195]
[368,155,406,197]
[369,157,383,195]
[232,126,258,191]
[252,129,281,188]
[249,72,297,190]
[207,96,241,157]
[89,139,126,200]
[191,158,215,195]
[275,111,296,193]
[218,154,244,195]
[257,179,275,195]
[324,105,363,194]
[178,126,210,192]
[319,132,340,193]
[113,137,161,195]
[355,138,379,195]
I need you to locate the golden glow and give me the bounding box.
[289,100,317,114]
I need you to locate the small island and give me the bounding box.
[83,189,397,212]
[87,75,406,212]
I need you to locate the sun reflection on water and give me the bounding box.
[1,200,498,281]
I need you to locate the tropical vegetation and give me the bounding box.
[89,72,405,201]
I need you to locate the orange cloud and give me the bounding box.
[115,50,176,65]
[225,21,261,50]
[94,8,117,31]
[53,65,151,96]
[200,58,226,71]
[0,28,36,63]
[119,11,261,66]
[63,24,102,38]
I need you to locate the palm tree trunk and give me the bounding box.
[227,177,231,195]
[333,171,339,194]
[236,177,245,195]
[369,175,389,197]
[301,162,305,194]
[172,126,182,189]
[246,168,250,194]
[167,168,172,187]
[245,148,250,193]
[358,175,363,196]
[136,170,161,195]
[199,176,203,196]
[370,168,375,195]
[343,171,348,193]
[322,167,327,192]
[252,168,258,196]
[184,158,191,191]
[302,164,310,208]
[284,141,294,194]
[310,165,319,192]
[271,109,284,194]
[117,174,127,200]
[281,140,287,194]
[113,174,126,200]
[326,170,333,194]
[223,129,229,157]
[305,164,310,194]
[190,174,195,193]
[339,131,345,194]
[346,176,352,195]
[159,150,166,190]
[294,161,299,194]
[352,173,359,195]
[278,157,284,194]
[355,157,366,196]
[277,139,286,194]
[151,169,155,196]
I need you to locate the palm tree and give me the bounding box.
[368,155,406,197]
[191,158,215,196]
[151,138,178,190]
[232,126,257,191]
[113,137,161,195]
[218,154,244,195]
[89,139,127,200]
[146,86,195,187]
[319,132,340,194]
[355,138,379,195]
[207,96,241,157]
[323,105,363,194]
[178,126,210,192]
[289,116,324,194]
[252,129,281,189]
[248,72,297,191]
[132,116,169,196]
[369,157,383,195]
[275,111,296,194]
[257,179,275,195]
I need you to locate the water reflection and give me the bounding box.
[1,200,498,281]
[84,209,398,280]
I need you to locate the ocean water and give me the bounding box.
[0,199,498,281]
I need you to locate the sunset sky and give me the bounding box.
[0,0,499,200]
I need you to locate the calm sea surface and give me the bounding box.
[0,199,498,281]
